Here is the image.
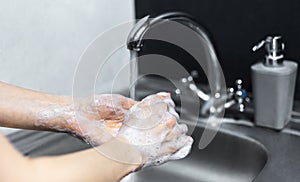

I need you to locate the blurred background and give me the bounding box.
[1,0,300,134]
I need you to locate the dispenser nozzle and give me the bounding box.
[252,36,285,66]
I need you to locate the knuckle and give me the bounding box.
[166,116,176,128]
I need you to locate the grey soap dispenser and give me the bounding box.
[251,36,298,130]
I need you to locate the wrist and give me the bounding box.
[97,137,144,181]
[34,95,76,133]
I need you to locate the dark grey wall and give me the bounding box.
[135,0,300,99]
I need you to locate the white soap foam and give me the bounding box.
[119,92,193,168]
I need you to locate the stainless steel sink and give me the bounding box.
[126,125,268,182]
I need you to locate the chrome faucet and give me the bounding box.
[126,12,226,110]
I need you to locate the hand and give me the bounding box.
[117,92,193,168]
[68,94,137,145]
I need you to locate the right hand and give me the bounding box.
[117,92,193,168]
[67,94,137,145]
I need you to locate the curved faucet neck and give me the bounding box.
[127,12,212,52]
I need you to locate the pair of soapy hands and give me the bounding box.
[71,92,193,168]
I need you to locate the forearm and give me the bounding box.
[0,133,32,181]
[0,81,72,132]
[31,138,142,182]
[0,133,142,182]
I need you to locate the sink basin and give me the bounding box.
[125,125,268,182]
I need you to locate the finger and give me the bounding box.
[141,92,170,106]
[178,124,188,134]
[97,94,134,111]
[147,92,178,120]
[167,104,179,121]
[150,102,168,118]
[161,113,177,129]
[169,136,193,160]
[165,124,188,141]
[129,101,167,121]
[105,122,122,136]
[159,135,189,156]
[162,133,193,157]
[159,142,178,155]
[156,92,171,99]
[123,103,172,143]
[152,114,177,137]
[121,97,138,110]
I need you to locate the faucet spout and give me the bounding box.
[126,11,224,98]
[127,12,212,52]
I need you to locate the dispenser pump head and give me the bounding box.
[252,36,285,66]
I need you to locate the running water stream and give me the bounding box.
[129,50,138,100]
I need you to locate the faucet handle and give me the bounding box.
[227,79,250,112]
[235,79,243,90]
[180,70,198,85]
[177,70,210,101]
[190,70,199,79]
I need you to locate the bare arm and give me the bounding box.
[0,81,136,138]
[0,133,141,182]
[0,81,71,131]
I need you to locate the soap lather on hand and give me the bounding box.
[118,92,194,168]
